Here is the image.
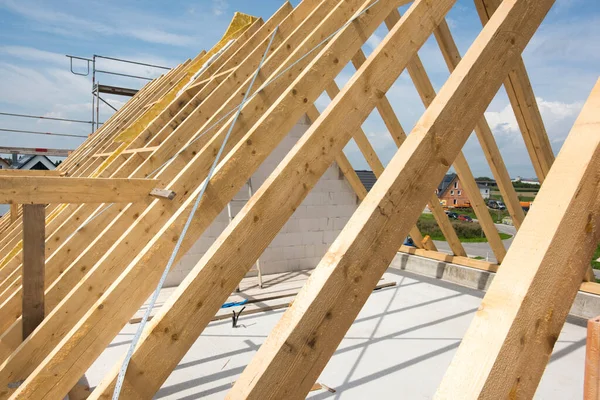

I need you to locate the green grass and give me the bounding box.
[592,244,600,270]
[518,196,535,202]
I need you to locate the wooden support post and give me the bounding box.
[21,204,45,340]
[586,316,600,400]
[436,78,600,399]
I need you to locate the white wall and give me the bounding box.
[165,115,359,287]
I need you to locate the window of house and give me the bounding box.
[453,199,457,205]
[458,190,461,195]
[454,181,458,189]
[450,190,454,195]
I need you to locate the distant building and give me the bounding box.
[475,178,495,187]
[436,173,470,207]
[13,155,55,170]
[434,173,491,207]
[355,170,377,192]
[0,155,56,217]
[478,184,491,199]
[512,176,540,185]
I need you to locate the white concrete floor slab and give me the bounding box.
[87,268,587,399]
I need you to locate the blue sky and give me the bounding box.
[0,0,598,178]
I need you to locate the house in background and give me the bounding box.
[355,170,377,192]
[435,173,491,207]
[478,184,491,199]
[436,173,469,207]
[14,155,56,170]
[0,155,57,216]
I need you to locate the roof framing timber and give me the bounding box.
[0,177,161,204]
[0,0,595,399]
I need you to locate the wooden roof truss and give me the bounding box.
[0,0,598,398]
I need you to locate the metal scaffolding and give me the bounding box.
[66,54,171,132]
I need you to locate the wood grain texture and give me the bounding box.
[0,177,159,204]
[227,0,555,397]
[89,0,457,399]
[436,77,600,399]
[21,204,45,340]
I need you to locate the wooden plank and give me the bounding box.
[381,11,506,262]
[88,1,456,398]
[474,0,555,183]
[0,177,159,204]
[586,316,600,400]
[435,78,600,399]
[0,62,189,265]
[21,204,45,340]
[581,283,600,296]
[223,0,554,396]
[398,245,499,272]
[0,170,65,177]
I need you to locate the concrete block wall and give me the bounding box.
[165,115,359,287]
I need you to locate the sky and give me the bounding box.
[0,0,598,179]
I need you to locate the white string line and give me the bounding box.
[112,24,279,400]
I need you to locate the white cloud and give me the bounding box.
[484,97,583,144]
[212,0,228,16]
[0,0,198,47]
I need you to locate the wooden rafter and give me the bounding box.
[223,0,555,397]
[90,0,457,397]
[0,0,594,399]
[436,77,600,399]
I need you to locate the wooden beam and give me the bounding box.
[89,0,457,398]
[432,19,526,229]
[223,0,554,397]
[21,204,45,340]
[0,177,159,204]
[436,77,600,399]
[398,246,499,272]
[0,170,65,177]
[474,0,555,183]
[9,204,18,223]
